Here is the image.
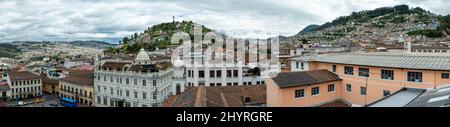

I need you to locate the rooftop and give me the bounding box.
[8,71,42,81]
[368,88,425,107]
[407,85,450,107]
[60,71,94,86]
[163,85,266,107]
[293,52,450,71]
[271,70,341,88]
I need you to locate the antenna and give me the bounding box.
[172,16,175,23]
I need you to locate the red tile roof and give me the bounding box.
[271,69,341,88]
[8,71,42,81]
[163,85,266,107]
[60,71,94,87]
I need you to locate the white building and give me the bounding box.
[183,52,266,87]
[94,49,175,107]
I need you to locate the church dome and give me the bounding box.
[135,48,150,61]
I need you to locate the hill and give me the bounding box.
[0,43,21,58]
[285,5,450,46]
[297,25,320,35]
[104,21,213,54]
[64,40,117,49]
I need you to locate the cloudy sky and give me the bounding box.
[0,0,449,43]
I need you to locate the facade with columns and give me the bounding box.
[94,49,176,107]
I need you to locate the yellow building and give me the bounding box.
[42,76,59,95]
[6,71,43,100]
[59,71,94,106]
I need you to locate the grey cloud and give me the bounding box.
[0,0,448,42]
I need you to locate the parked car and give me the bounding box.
[18,101,25,106]
[49,101,58,106]
[33,98,45,103]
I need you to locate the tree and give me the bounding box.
[122,37,129,44]
[134,32,139,39]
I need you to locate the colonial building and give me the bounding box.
[42,76,59,95]
[272,52,450,107]
[183,52,267,87]
[94,49,174,107]
[0,81,10,102]
[59,71,94,106]
[5,70,43,100]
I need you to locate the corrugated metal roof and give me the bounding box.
[292,53,450,71]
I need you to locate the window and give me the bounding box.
[227,83,232,86]
[216,83,222,86]
[188,70,192,77]
[216,70,222,77]
[210,70,215,77]
[295,89,304,98]
[346,84,352,92]
[233,82,238,86]
[332,65,337,73]
[134,92,138,98]
[358,68,369,77]
[227,70,232,77]
[328,84,335,92]
[360,87,366,95]
[233,70,238,77]
[143,80,147,86]
[442,73,449,79]
[97,75,100,81]
[300,63,304,70]
[126,78,129,85]
[110,88,114,95]
[134,79,137,85]
[97,96,101,104]
[344,66,353,75]
[103,96,107,105]
[407,72,422,82]
[296,62,299,69]
[381,70,394,80]
[126,91,129,97]
[104,76,106,81]
[143,93,147,100]
[110,77,113,82]
[153,93,157,100]
[210,83,215,86]
[311,87,320,96]
[199,70,205,78]
[153,80,156,87]
[383,90,391,97]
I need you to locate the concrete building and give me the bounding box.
[94,49,174,107]
[59,71,95,106]
[270,52,450,107]
[411,45,450,53]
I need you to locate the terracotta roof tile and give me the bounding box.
[272,70,341,88]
